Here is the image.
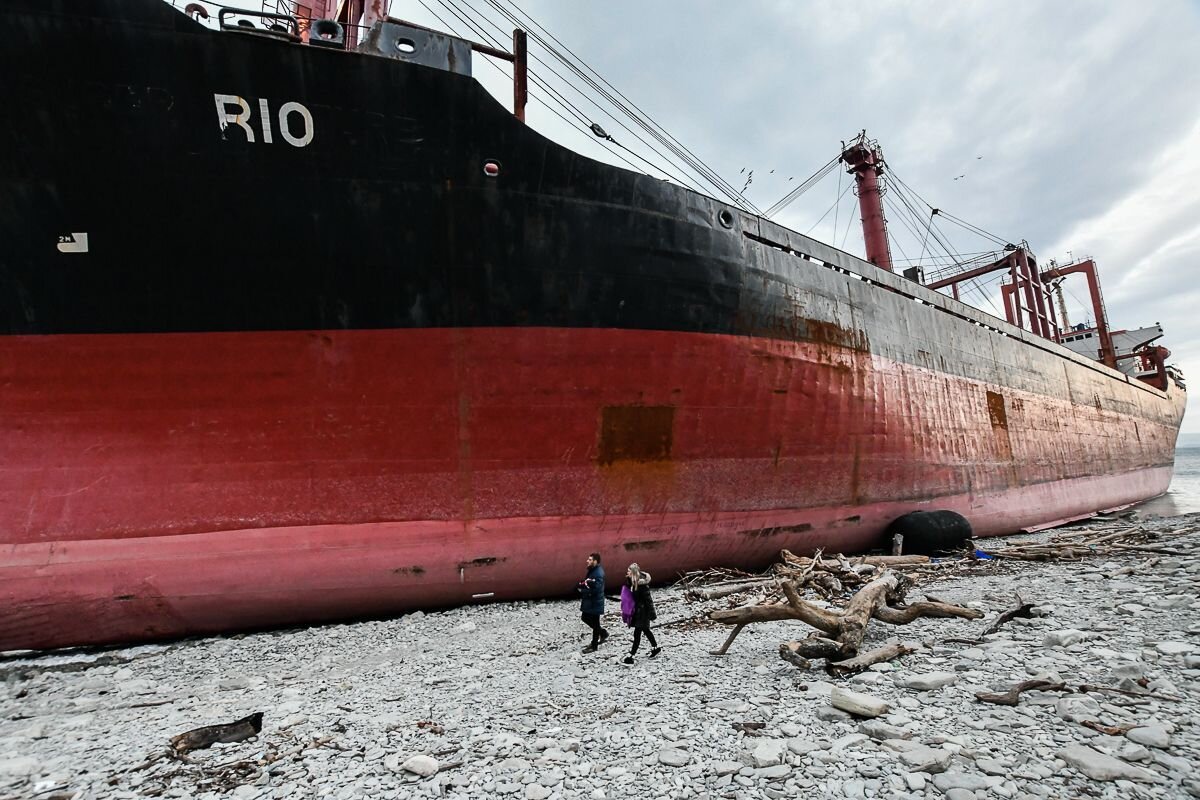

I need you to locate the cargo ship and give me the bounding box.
[0,0,1185,651]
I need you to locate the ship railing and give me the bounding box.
[164,0,529,118]
[166,1,372,47]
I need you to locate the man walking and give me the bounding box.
[578,552,608,653]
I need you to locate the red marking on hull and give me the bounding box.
[0,327,1183,650]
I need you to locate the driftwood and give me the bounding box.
[682,549,942,610]
[710,567,982,675]
[1082,720,1136,736]
[974,680,1066,706]
[170,713,264,755]
[981,599,1036,637]
[826,640,919,678]
[983,524,1183,562]
[688,579,774,601]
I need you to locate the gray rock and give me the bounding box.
[904,771,926,791]
[524,785,551,800]
[1152,751,1192,775]
[830,687,889,718]
[1126,725,1171,749]
[975,757,1010,776]
[541,748,573,762]
[1155,641,1194,655]
[658,748,690,767]
[1055,695,1102,723]
[1111,662,1144,680]
[859,720,910,741]
[945,789,975,800]
[933,772,991,792]
[895,671,958,691]
[841,778,866,798]
[712,760,744,776]
[816,706,854,722]
[1119,744,1152,762]
[831,733,871,752]
[1148,677,1180,695]
[757,764,791,780]
[1058,744,1161,782]
[882,740,952,774]
[787,738,828,755]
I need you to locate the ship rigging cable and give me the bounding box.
[420,0,725,197]
[474,0,762,213]
[416,0,711,194]
[763,155,842,218]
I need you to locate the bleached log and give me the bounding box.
[827,640,919,677]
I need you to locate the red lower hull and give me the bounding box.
[0,327,1183,650]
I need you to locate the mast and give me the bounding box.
[841,133,894,273]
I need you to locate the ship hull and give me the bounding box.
[0,0,1186,650]
[0,326,1183,650]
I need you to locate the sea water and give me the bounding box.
[1135,446,1200,517]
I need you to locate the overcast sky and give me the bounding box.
[395,0,1200,433]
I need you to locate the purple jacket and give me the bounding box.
[620,584,635,625]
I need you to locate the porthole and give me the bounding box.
[718,209,735,229]
[396,37,417,54]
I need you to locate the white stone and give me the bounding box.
[713,760,744,776]
[524,785,551,800]
[400,754,439,777]
[1043,629,1089,647]
[830,687,889,718]
[1155,641,1194,655]
[895,672,958,691]
[1058,744,1162,782]
[903,771,926,791]
[751,739,788,767]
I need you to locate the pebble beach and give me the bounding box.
[2,513,1199,800]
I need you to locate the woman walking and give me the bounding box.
[622,563,661,664]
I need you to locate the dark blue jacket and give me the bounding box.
[578,564,605,614]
